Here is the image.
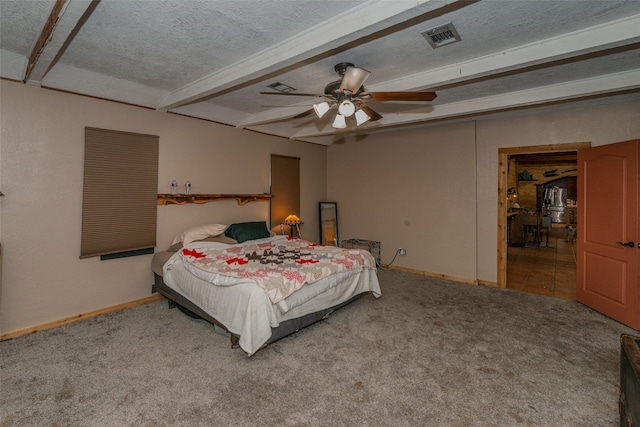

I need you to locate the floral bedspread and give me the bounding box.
[179,237,376,304]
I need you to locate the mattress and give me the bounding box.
[159,238,381,355]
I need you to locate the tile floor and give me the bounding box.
[506,226,577,300]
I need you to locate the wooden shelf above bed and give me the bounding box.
[157,193,272,206]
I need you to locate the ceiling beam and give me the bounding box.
[23,0,67,82]
[156,0,464,111]
[289,69,640,139]
[236,103,315,129]
[370,13,640,92]
[237,13,640,128]
[24,0,97,84]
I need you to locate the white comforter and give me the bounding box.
[163,236,381,355]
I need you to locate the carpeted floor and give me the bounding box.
[1,269,635,426]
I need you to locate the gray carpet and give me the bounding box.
[1,269,635,426]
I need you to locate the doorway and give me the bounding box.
[506,220,577,299]
[270,155,300,235]
[497,142,591,296]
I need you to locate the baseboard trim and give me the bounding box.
[0,294,163,341]
[477,279,500,288]
[383,265,478,286]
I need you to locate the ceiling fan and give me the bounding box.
[260,62,437,129]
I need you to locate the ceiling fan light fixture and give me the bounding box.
[260,63,438,130]
[355,108,371,126]
[332,114,346,129]
[339,66,370,93]
[313,101,331,118]
[338,100,356,117]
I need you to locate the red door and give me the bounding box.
[577,139,639,330]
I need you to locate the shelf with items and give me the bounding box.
[157,193,272,206]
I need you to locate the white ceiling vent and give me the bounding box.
[421,23,461,49]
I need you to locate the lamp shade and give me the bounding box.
[284,214,301,225]
[339,66,371,93]
[313,101,331,118]
[355,108,371,126]
[332,113,346,129]
[338,100,356,117]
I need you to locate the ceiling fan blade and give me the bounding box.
[291,108,316,119]
[361,91,437,102]
[358,104,383,121]
[339,66,370,93]
[259,91,327,98]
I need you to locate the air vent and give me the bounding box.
[421,23,461,49]
[267,82,296,93]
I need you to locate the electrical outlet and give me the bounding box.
[398,248,406,256]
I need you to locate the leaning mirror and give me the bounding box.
[319,202,339,246]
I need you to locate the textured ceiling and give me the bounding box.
[1,0,639,145]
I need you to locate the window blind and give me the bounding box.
[81,127,159,259]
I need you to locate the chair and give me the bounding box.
[538,216,551,247]
[521,212,551,246]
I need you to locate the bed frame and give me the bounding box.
[152,273,365,352]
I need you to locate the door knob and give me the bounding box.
[617,241,635,247]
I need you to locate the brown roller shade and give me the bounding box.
[81,127,159,259]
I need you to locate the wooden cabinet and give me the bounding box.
[508,212,524,246]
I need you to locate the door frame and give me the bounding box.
[497,141,591,288]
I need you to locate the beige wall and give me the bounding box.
[475,99,640,282]
[327,121,478,282]
[0,81,327,334]
[1,79,639,335]
[328,99,640,284]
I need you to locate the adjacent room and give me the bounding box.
[506,151,579,300]
[1,1,639,425]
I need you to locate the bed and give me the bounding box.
[151,222,381,356]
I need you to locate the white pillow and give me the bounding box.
[171,224,227,246]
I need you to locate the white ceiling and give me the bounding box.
[2,0,639,145]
